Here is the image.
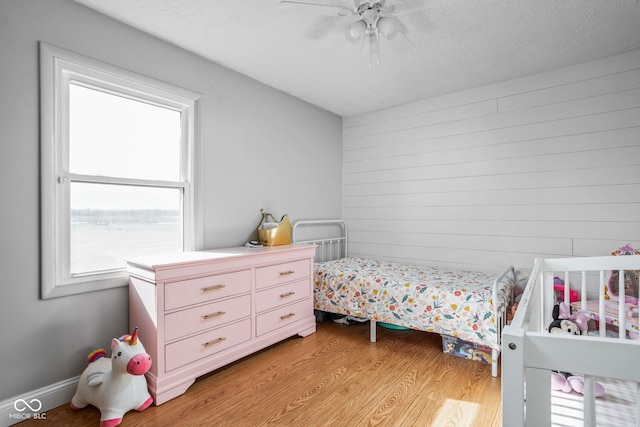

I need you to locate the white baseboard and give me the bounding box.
[0,376,79,427]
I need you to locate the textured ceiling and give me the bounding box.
[72,0,640,117]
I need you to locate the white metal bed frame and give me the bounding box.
[292,219,348,263]
[292,219,515,377]
[502,255,640,426]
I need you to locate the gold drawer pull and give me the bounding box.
[280,291,296,298]
[280,313,296,320]
[201,284,225,293]
[202,311,226,320]
[279,270,295,276]
[202,337,226,348]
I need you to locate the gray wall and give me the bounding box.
[343,49,640,273]
[0,0,342,402]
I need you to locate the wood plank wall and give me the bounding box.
[342,50,640,273]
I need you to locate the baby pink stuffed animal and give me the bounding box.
[71,328,153,427]
[551,371,605,397]
[548,303,605,397]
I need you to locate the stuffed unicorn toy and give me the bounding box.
[71,328,153,427]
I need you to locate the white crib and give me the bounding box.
[502,255,640,426]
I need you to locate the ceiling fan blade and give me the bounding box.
[307,15,357,40]
[279,1,354,17]
[386,0,462,15]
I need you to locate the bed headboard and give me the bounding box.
[292,219,347,263]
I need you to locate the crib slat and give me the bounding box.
[526,368,551,426]
[599,270,606,337]
[618,269,626,339]
[583,375,596,427]
[580,270,587,311]
[637,382,640,427]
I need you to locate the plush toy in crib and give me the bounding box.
[551,371,605,397]
[548,302,589,335]
[548,303,605,397]
[71,328,153,427]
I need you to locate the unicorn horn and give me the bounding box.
[130,327,139,346]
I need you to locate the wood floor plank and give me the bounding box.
[17,321,502,426]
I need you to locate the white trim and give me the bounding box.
[192,100,205,251]
[40,43,200,104]
[0,376,79,427]
[39,42,202,299]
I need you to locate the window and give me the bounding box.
[40,42,200,298]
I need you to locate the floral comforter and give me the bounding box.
[313,257,513,350]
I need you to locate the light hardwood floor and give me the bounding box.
[18,321,502,426]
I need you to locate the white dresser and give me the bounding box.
[127,244,317,405]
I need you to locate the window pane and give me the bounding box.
[69,83,182,181]
[70,183,182,276]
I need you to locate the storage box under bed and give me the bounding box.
[441,335,493,365]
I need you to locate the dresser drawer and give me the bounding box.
[256,299,313,336]
[255,259,310,289]
[165,294,251,342]
[165,318,251,372]
[165,270,251,311]
[255,279,310,313]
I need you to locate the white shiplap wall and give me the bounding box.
[342,49,640,272]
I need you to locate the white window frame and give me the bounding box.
[40,42,201,299]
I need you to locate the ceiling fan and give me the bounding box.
[278,0,440,67]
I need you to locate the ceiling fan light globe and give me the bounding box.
[377,17,400,39]
[345,20,367,43]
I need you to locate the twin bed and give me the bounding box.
[292,219,516,377]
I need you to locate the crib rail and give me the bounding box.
[503,256,640,427]
[292,220,347,263]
